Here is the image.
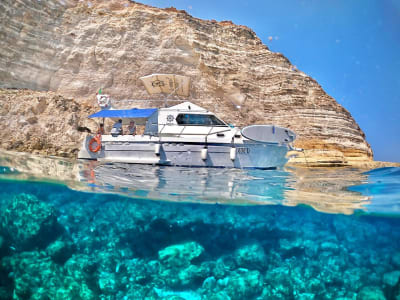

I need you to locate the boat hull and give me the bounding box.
[78,136,290,169]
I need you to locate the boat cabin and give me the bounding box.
[88,101,232,139]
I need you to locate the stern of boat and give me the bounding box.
[78,134,104,160]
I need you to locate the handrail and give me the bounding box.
[157,123,233,138]
[204,126,214,145]
[177,126,186,137]
[205,128,232,137]
[158,123,167,143]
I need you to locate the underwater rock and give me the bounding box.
[161,295,187,300]
[343,268,365,291]
[159,262,211,289]
[223,268,263,300]
[158,241,204,268]
[202,276,216,290]
[303,239,319,258]
[201,290,231,300]
[57,277,95,300]
[279,237,306,259]
[98,271,117,294]
[260,286,288,299]
[265,265,294,296]
[64,254,98,283]
[123,241,209,289]
[295,293,315,300]
[392,252,400,268]
[125,258,157,285]
[46,238,76,265]
[125,283,159,299]
[234,243,267,269]
[178,263,210,287]
[213,256,237,279]
[153,287,202,300]
[0,193,62,251]
[383,270,400,287]
[320,241,340,253]
[357,286,386,300]
[2,251,94,299]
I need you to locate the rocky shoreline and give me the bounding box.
[1,88,395,167]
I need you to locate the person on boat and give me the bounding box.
[128,121,136,136]
[111,119,123,135]
[97,123,105,135]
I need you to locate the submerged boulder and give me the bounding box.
[46,238,76,265]
[224,269,263,300]
[383,270,400,287]
[234,243,267,269]
[392,252,400,268]
[2,251,94,299]
[157,242,208,288]
[0,193,63,251]
[357,286,386,300]
[158,241,204,269]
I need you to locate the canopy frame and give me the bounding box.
[88,108,157,125]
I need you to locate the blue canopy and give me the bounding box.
[88,108,157,119]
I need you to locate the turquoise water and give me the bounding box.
[0,153,400,299]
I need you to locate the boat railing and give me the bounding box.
[204,127,214,145]
[157,123,233,139]
[158,123,167,143]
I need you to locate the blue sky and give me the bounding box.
[138,0,400,162]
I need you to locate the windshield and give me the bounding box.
[176,114,227,126]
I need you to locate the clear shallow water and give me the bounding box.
[0,151,400,299]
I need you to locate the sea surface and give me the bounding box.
[0,151,399,299]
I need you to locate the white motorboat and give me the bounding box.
[78,74,298,169]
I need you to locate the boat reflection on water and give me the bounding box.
[0,150,375,215]
[79,161,294,205]
[77,161,370,214]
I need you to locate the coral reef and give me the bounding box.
[0,193,63,251]
[0,180,399,299]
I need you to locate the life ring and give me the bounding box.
[88,134,101,153]
[97,94,111,108]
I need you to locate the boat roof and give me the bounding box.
[88,108,157,119]
[162,101,208,112]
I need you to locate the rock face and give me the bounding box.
[0,0,373,164]
[0,89,95,157]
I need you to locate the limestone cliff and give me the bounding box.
[0,0,373,165]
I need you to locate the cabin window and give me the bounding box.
[176,114,227,126]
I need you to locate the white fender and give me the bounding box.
[201,148,208,160]
[230,147,236,160]
[154,144,160,155]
